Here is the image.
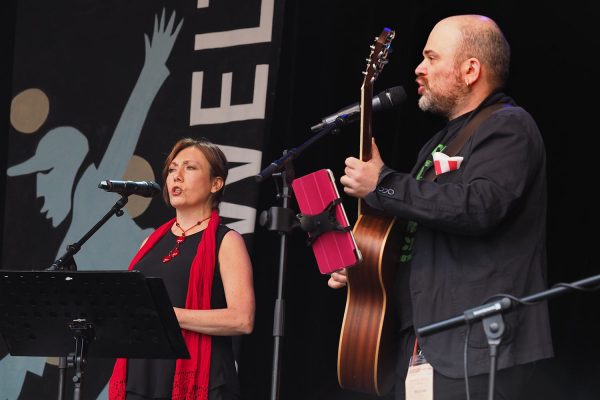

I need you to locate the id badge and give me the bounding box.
[405,353,433,400]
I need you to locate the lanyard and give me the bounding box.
[410,338,424,367]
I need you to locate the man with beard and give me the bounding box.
[330,14,554,400]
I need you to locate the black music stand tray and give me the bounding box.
[0,270,190,400]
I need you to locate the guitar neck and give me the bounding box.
[355,27,394,218]
[358,82,374,217]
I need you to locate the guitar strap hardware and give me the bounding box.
[297,198,351,246]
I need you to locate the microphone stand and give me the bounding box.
[416,273,600,400]
[256,117,347,400]
[46,194,130,400]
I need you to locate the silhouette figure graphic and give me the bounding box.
[1,9,183,400]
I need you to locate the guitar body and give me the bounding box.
[338,213,405,395]
[336,27,399,396]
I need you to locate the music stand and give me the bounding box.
[0,270,190,400]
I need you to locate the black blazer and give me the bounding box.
[365,93,554,377]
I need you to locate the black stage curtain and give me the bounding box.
[2,1,599,399]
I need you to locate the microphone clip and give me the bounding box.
[311,114,356,134]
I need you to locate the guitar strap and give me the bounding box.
[422,102,510,181]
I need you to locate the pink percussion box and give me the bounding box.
[291,169,362,274]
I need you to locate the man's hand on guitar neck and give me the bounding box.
[340,138,384,198]
[328,268,348,289]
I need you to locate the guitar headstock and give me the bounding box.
[362,27,395,85]
[358,28,395,216]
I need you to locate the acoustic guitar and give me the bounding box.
[337,27,405,396]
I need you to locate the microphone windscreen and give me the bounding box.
[377,86,407,110]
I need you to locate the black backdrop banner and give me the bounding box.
[1,0,284,398]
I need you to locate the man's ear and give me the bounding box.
[464,57,481,85]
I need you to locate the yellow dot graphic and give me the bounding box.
[11,88,50,134]
[123,155,157,218]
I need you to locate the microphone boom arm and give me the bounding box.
[47,195,129,271]
[256,116,349,182]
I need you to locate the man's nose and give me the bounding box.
[415,60,426,76]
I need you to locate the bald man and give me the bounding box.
[333,15,553,400]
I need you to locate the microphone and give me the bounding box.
[98,180,161,197]
[310,85,407,132]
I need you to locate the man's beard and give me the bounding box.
[418,74,466,118]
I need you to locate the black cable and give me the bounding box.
[552,282,600,292]
[488,341,498,400]
[482,280,600,309]
[482,293,533,307]
[464,323,472,400]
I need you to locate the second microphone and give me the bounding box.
[310,85,407,132]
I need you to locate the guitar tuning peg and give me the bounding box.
[362,71,368,76]
[370,44,375,50]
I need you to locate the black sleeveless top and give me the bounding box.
[126,224,240,399]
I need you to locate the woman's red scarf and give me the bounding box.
[108,209,220,400]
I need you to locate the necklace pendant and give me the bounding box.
[164,217,208,264]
